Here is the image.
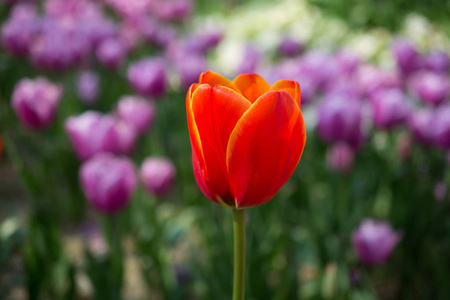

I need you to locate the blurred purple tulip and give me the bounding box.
[409,71,449,106]
[299,51,335,88]
[370,88,410,129]
[334,50,360,76]
[183,31,223,55]
[140,157,176,196]
[352,219,402,266]
[357,65,402,98]
[65,111,138,160]
[127,58,167,98]
[278,37,303,57]
[237,45,261,75]
[12,77,62,130]
[317,95,364,148]
[30,21,91,72]
[137,17,177,48]
[432,105,450,149]
[96,38,128,70]
[76,71,100,105]
[424,50,450,73]
[1,4,40,56]
[434,181,447,202]
[116,96,155,134]
[408,109,434,146]
[80,153,137,214]
[175,54,207,90]
[391,38,421,75]
[326,143,354,173]
[155,0,192,21]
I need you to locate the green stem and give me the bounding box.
[232,209,246,300]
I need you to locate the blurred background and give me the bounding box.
[1,0,450,299]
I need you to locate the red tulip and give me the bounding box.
[187,71,306,209]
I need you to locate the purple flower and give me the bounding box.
[65,111,138,160]
[316,95,364,148]
[326,143,354,173]
[409,71,449,106]
[137,17,177,49]
[432,105,450,149]
[30,21,91,72]
[299,51,335,88]
[127,58,167,98]
[76,71,100,105]
[96,38,128,70]
[155,0,192,21]
[370,88,410,129]
[424,50,450,73]
[434,181,447,202]
[391,38,421,75]
[357,65,402,98]
[1,4,40,56]
[140,157,176,196]
[175,54,207,91]
[237,45,261,75]
[352,219,402,266]
[116,96,155,134]
[278,37,303,57]
[12,77,62,130]
[182,31,223,55]
[408,109,434,146]
[80,154,137,214]
[334,50,360,76]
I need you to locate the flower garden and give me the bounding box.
[1,0,450,299]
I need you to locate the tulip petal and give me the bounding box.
[199,71,239,92]
[233,74,271,103]
[190,84,251,204]
[271,80,301,108]
[227,90,306,208]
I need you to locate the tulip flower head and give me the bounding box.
[352,219,402,266]
[12,77,63,130]
[140,157,176,196]
[186,71,306,209]
[80,154,137,214]
[116,96,155,135]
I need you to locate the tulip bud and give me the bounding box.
[278,37,303,57]
[408,109,434,146]
[12,77,63,130]
[432,105,450,149]
[351,219,402,266]
[434,181,447,202]
[183,31,223,55]
[370,88,410,130]
[334,50,360,76]
[391,38,421,75]
[1,4,39,56]
[326,143,354,173]
[140,157,176,196]
[80,154,137,214]
[65,111,138,160]
[116,96,155,135]
[30,23,90,72]
[127,58,167,98]
[317,95,364,148]
[357,65,402,98]
[175,54,207,91]
[409,71,449,106]
[96,38,128,70]
[237,45,261,74]
[76,71,100,105]
[424,50,449,73]
[156,0,193,21]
